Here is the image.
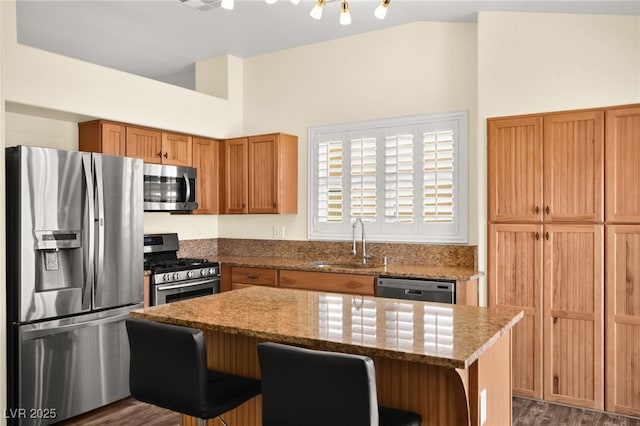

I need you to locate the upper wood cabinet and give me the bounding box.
[192,137,220,215]
[125,126,163,162]
[126,128,192,166]
[222,137,249,214]
[605,106,640,223]
[78,120,126,156]
[488,116,543,223]
[221,133,298,215]
[488,110,604,223]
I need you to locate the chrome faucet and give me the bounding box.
[352,218,367,262]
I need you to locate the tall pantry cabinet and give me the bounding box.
[605,105,640,416]
[488,109,605,409]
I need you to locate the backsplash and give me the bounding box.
[179,238,477,269]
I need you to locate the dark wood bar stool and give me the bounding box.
[257,342,422,426]
[125,318,261,426]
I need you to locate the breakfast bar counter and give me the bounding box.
[131,287,523,425]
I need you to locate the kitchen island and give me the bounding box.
[131,286,523,425]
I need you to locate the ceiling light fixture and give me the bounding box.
[374,0,391,19]
[339,0,351,25]
[220,0,234,10]
[310,0,326,20]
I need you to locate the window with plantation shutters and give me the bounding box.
[309,111,468,243]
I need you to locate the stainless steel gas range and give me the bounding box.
[143,233,220,305]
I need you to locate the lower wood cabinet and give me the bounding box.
[606,225,640,416]
[279,270,375,296]
[230,267,278,290]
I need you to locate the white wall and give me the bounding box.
[476,12,640,305]
[220,22,479,242]
[0,2,6,423]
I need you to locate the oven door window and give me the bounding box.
[165,286,213,304]
[153,279,220,305]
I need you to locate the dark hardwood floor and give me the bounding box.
[57,397,640,425]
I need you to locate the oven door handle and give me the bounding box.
[157,278,219,291]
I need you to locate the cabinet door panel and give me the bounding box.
[605,106,640,222]
[101,122,126,156]
[192,137,219,214]
[488,116,543,222]
[248,135,279,214]
[606,225,640,416]
[279,270,374,295]
[162,132,192,167]
[488,223,543,398]
[223,138,248,214]
[543,224,603,409]
[543,111,604,222]
[126,127,162,163]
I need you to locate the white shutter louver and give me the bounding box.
[317,140,344,223]
[350,137,377,221]
[384,134,414,223]
[423,130,454,223]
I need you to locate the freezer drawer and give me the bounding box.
[14,305,140,426]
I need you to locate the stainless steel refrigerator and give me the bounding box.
[5,146,144,425]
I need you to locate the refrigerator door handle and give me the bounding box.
[94,156,106,300]
[82,155,95,311]
[20,312,131,341]
[183,172,191,208]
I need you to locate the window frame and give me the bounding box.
[308,111,468,244]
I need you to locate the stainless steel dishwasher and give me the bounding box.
[377,276,456,304]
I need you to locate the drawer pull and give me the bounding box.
[245,273,261,279]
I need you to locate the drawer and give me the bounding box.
[279,270,374,295]
[231,267,278,287]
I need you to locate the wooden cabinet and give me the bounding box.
[223,138,249,214]
[231,267,278,290]
[605,225,640,416]
[279,270,375,296]
[221,133,298,214]
[488,116,543,223]
[125,126,163,162]
[543,224,604,409]
[192,137,220,214]
[605,106,640,223]
[78,120,126,156]
[488,108,605,410]
[126,128,192,166]
[543,111,604,223]
[488,223,543,399]
[488,111,604,223]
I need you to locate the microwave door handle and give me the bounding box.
[82,155,94,311]
[183,172,191,208]
[94,156,105,306]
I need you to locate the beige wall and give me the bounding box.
[476,12,640,305]
[0,2,6,423]
[221,22,479,242]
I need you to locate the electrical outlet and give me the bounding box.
[273,225,285,240]
[480,388,487,425]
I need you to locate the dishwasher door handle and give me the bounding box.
[405,289,424,296]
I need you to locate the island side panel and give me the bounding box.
[468,330,513,426]
[186,329,473,426]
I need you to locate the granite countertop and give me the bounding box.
[214,255,483,281]
[131,286,522,369]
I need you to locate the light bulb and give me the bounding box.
[221,0,234,10]
[374,0,391,19]
[265,0,278,4]
[340,1,351,25]
[310,0,325,20]
[289,0,300,4]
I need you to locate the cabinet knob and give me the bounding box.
[535,232,540,240]
[157,151,162,158]
[545,232,550,240]
[545,206,550,215]
[164,152,168,159]
[535,206,540,215]
[242,203,246,208]
[273,202,277,208]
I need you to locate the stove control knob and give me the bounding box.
[209,268,216,275]
[200,269,207,277]
[173,272,180,280]
[187,271,194,279]
[163,274,169,281]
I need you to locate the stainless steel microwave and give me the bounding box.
[143,163,197,212]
